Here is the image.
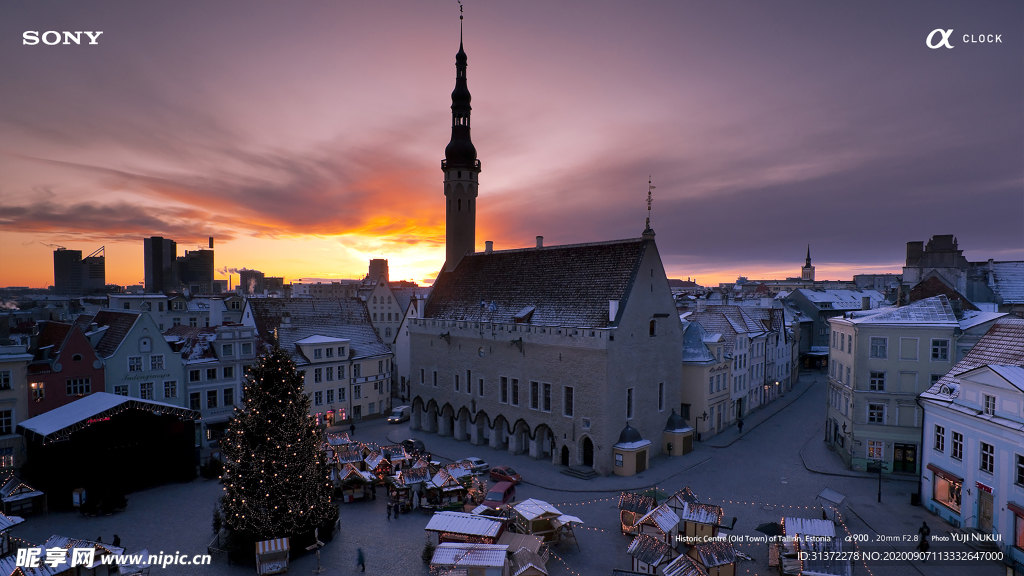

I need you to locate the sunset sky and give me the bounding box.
[1,1,1021,289]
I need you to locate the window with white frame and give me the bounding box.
[983,394,995,416]
[151,355,164,370]
[190,369,200,382]
[868,403,885,424]
[951,431,963,460]
[314,368,322,384]
[981,442,994,474]
[934,424,945,452]
[869,372,885,391]
[0,411,11,435]
[314,391,323,406]
[867,440,883,460]
[314,348,322,359]
[242,342,253,355]
[870,337,887,358]
[163,380,177,399]
[326,366,333,381]
[931,339,949,361]
[140,382,154,400]
[326,389,334,404]
[1016,454,1024,487]
[339,387,346,401]
[207,389,217,408]
[115,385,129,396]
[222,344,234,357]
[128,356,143,372]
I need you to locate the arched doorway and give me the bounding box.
[582,437,594,467]
[560,445,570,466]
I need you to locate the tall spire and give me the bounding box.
[442,6,481,272]
[444,4,477,170]
[806,245,812,266]
[643,177,656,238]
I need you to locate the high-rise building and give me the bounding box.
[144,237,177,293]
[53,248,83,294]
[179,248,215,294]
[81,247,106,293]
[239,269,266,295]
[368,259,389,283]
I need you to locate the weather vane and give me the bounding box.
[459,1,463,20]
[646,176,656,230]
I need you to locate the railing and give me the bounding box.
[440,159,482,171]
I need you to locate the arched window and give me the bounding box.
[373,296,377,304]
[649,319,657,337]
[373,313,377,320]
[458,198,462,211]
[72,354,82,361]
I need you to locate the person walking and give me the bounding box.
[356,548,366,572]
[737,419,744,434]
[386,502,392,521]
[917,521,930,561]
[349,423,356,437]
[394,503,400,519]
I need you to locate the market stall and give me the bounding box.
[255,538,289,575]
[335,463,377,503]
[424,469,468,510]
[618,491,657,535]
[425,510,505,545]
[389,466,432,512]
[511,499,584,545]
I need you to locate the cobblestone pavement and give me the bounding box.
[11,372,1005,576]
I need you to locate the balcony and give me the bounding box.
[441,159,481,171]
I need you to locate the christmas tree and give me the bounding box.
[220,346,338,542]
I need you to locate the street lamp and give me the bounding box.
[696,411,709,442]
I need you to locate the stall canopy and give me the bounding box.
[425,511,504,540]
[17,392,199,444]
[430,543,509,568]
[816,488,846,522]
[662,554,708,576]
[627,533,672,567]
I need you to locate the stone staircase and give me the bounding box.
[559,466,599,480]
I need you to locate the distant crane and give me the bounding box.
[86,246,105,258]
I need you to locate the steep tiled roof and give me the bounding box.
[991,262,1024,304]
[424,239,648,327]
[692,541,736,567]
[681,322,716,363]
[921,318,1024,401]
[849,296,958,325]
[793,289,886,310]
[245,298,390,363]
[909,276,979,311]
[392,287,431,314]
[35,322,72,352]
[90,311,141,358]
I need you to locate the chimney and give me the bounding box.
[210,299,224,326]
[209,237,214,249]
[485,241,493,254]
[861,296,871,311]
[536,236,544,248]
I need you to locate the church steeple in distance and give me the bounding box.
[802,244,815,281]
[442,9,481,272]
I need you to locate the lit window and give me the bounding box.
[867,440,883,460]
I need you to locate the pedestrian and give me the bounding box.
[917,521,930,561]
[349,423,356,437]
[394,503,400,520]
[356,548,366,572]
[386,501,392,521]
[96,537,103,543]
[112,534,121,547]
[737,419,744,434]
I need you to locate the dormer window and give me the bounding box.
[326,348,333,358]
[339,346,345,357]
[314,348,322,359]
[983,394,995,416]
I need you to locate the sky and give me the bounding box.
[1,1,1021,289]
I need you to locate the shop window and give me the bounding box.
[933,475,961,513]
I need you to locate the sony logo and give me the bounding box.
[23,31,104,46]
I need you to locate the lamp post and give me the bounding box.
[697,411,709,442]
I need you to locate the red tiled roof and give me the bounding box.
[35,322,72,351]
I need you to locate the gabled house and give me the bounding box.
[26,321,104,417]
[919,318,1024,565]
[0,345,35,470]
[83,311,186,407]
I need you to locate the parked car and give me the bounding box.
[401,438,426,456]
[481,481,516,511]
[460,457,490,474]
[387,405,411,423]
[489,465,522,485]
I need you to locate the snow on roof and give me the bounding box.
[959,310,1008,330]
[662,554,708,576]
[991,261,1024,304]
[431,543,509,568]
[922,318,1024,401]
[795,289,885,308]
[44,535,124,568]
[637,504,680,534]
[965,365,1024,392]
[514,498,562,521]
[0,512,23,532]
[678,502,723,525]
[846,296,957,325]
[425,512,503,538]
[295,335,350,345]
[17,392,198,442]
[511,547,548,576]
[627,533,671,566]
[784,517,835,538]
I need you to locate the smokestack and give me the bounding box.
[536,236,543,248]
[485,241,493,254]
[209,237,214,249]
[862,296,871,311]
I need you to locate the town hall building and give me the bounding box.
[407,30,683,476]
